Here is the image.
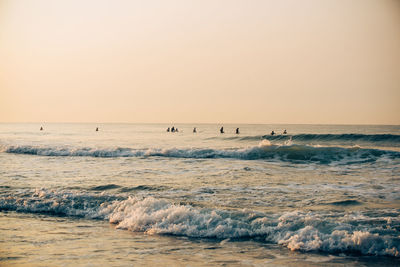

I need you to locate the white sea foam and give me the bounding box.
[1,189,398,257]
[99,197,400,257]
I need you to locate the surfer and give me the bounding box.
[96,127,99,132]
[40,126,43,131]
[167,127,170,132]
[283,129,287,134]
[193,127,197,133]
[271,130,275,136]
[175,128,179,132]
[220,127,224,134]
[171,126,175,132]
[236,128,240,134]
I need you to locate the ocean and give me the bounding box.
[1,123,399,266]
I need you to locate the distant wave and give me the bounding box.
[216,133,400,143]
[261,133,400,143]
[1,189,399,257]
[2,143,399,164]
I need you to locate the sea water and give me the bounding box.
[0,123,399,266]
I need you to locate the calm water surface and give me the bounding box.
[1,123,399,266]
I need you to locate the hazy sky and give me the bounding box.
[1,0,399,124]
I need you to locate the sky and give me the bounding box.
[1,0,399,124]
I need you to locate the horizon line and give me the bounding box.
[0,122,399,126]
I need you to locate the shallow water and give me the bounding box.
[1,123,399,266]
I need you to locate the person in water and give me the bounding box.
[171,126,175,132]
[96,127,99,132]
[193,127,197,133]
[40,126,43,131]
[236,128,240,134]
[167,127,170,132]
[220,127,224,134]
[283,129,287,134]
[175,128,179,132]
[271,130,275,136]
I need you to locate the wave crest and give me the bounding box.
[262,133,400,143]
[2,144,399,164]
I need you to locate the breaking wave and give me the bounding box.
[262,133,400,143]
[1,189,399,257]
[212,133,400,144]
[2,143,399,164]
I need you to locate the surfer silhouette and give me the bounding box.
[40,127,43,131]
[283,129,287,134]
[171,126,175,132]
[220,127,224,134]
[175,128,179,132]
[193,127,197,133]
[96,127,99,132]
[271,130,275,136]
[236,128,240,134]
[167,127,170,132]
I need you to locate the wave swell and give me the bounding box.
[1,189,399,257]
[2,143,399,164]
[262,133,400,143]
